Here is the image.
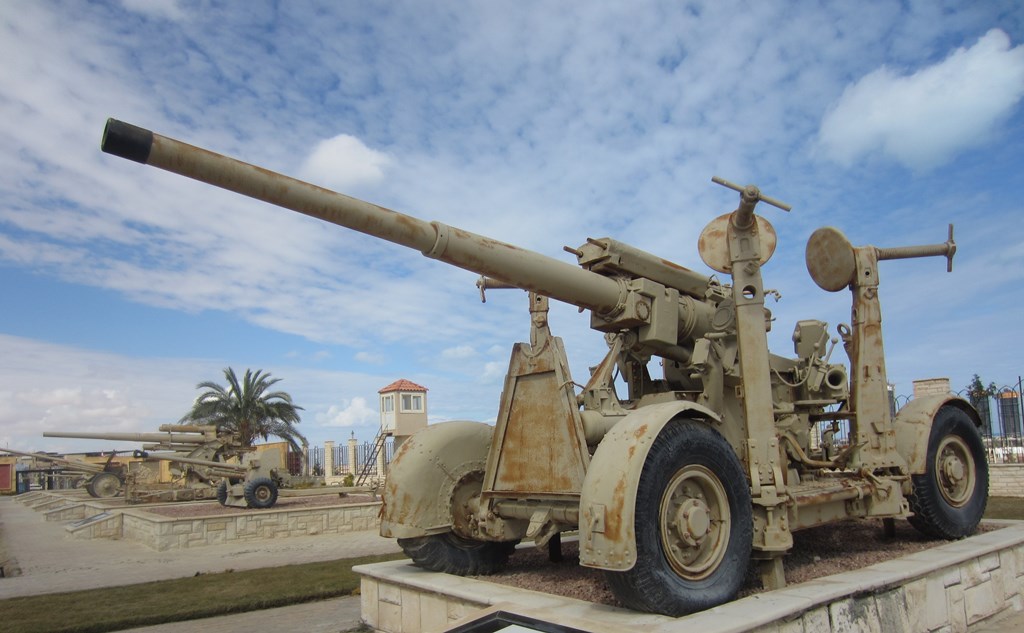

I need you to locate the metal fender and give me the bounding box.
[894,395,982,474]
[380,420,493,539]
[578,401,720,571]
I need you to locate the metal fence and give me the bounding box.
[305,438,396,478]
[810,378,1024,465]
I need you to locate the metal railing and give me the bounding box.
[305,438,396,478]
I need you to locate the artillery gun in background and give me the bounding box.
[41,424,259,504]
[138,446,289,508]
[0,447,129,497]
[100,119,988,616]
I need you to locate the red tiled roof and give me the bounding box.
[379,379,428,393]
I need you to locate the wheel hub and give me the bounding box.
[935,435,975,508]
[659,465,730,579]
[942,455,965,483]
[674,499,711,546]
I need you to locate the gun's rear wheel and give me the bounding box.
[606,420,752,616]
[216,481,229,506]
[243,477,278,509]
[398,469,516,575]
[908,406,988,539]
[398,533,516,575]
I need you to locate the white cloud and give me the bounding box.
[818,29,1024,170]
[440,345,477,361]
[316,397,378,428]
[299,134,392,192]
[120,0,187,22]
[354,351,387,365]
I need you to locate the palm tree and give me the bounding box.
[181,368,307,454]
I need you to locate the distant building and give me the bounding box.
[912,377,951,398]
[379,379,428,450]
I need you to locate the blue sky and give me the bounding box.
[1,1,1023,453]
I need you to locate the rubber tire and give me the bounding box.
[398,533,517,576]
[605,420,753,616]
[243,477,278,509]
[216,481,229,506]
[88,472,121,498]
[907,406,988,539]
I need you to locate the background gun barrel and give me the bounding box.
[101,119,624,314]
[145,452,247,473]
[157,424,216,434]
[43,431,210,444]
[0,448,107,472]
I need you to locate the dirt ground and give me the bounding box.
[477,519,1004,608]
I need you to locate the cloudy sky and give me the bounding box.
[1,1,1023,453]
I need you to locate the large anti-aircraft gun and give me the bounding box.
[0,447,128,497]
[100,119,988,616]
[43,424,250,503]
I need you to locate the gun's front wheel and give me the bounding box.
[606,421,752,616]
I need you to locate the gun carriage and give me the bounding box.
[99,119,987,616]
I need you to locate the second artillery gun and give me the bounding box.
[0,447,129,497]
[100,119,988,616]
[43,424,289,508]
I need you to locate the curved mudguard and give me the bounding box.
[895,394,982,475]
[379,420,493,539]
[578,401,720,571]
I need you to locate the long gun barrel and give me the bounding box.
[101,119,628,314]
[0,448,109,473]
[43,431,216,444]
[144,452,248,474]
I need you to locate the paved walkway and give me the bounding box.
[0,492,400,631]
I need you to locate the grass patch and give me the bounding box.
[0,552,407,633]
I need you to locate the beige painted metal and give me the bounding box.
[379,421,493,539]
[578,401,720,569]
[100,118,986,616]
[895,394,983,474]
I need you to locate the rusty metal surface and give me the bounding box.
[697,213,778,274]
[579,402,719,571]
[100,121,987,616]
[806,226,856,292]
[379,421,492,539]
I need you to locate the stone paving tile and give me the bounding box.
[0,494,400,632]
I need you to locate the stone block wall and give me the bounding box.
[120,501,382,550]
[990,464,1024,497]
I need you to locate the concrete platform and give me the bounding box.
[357,521,1024,633]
